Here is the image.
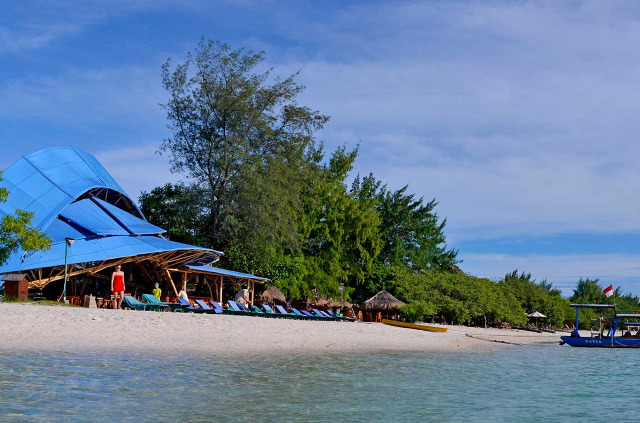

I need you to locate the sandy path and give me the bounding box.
[0,303,562,355]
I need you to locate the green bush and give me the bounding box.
[401,301,436,323]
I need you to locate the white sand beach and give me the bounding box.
[0,303,562,354]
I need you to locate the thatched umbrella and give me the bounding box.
[328,298,352,308]
[260,286,286,305]
[361,289,405,311]
[311,297,328,307]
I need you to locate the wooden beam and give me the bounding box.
[164,268,179,297]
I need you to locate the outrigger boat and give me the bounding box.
[560,303,640,348]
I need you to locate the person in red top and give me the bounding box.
[111,264,125,310]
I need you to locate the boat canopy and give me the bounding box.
[569,304,616,309]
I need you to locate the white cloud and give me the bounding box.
[267,1,640,243]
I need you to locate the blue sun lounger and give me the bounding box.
[324,309,355,322]
[251,305,269,316]
[300,309,321,320]
[177,298,204,313]
[195,299,222,314]
[262,304,282,317]
[311,308,333,319]
[290,307,311,319]
[140,294,181,312]
[121,295,149,311]
[275,305,297,318]
[228,300,252,315]
[208,301,226,314]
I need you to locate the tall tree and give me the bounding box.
[139,183,205,245]
[0,172,51,265]
[349,173,458,302]
[160,38,328,250]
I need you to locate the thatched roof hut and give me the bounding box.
[328,298,352,308]
[260,286,286,304]
[310,297,328,307]
[361,290,405,311]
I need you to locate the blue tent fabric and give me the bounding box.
[59,199,130,236]
[185,264,269,282]
[0,236,220,273]
[0,147,222,274]
[0,146,142,231]
[93,198,164,235]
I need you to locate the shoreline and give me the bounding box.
[0,303,561,355]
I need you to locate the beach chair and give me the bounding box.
[177,298,204,313]
[251,305,269,317]
[121,296,149,311]
[300,309,319,320]
[262,304,281,317]
[311,308,333,319]
[290,307,311,319]
[195,299,221,314]
[208,301,226,314]
[275,305,297,319]
[228,300,251,315]
[140,294,180,312]
[237,302,255,314]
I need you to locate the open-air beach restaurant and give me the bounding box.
[0,147,272,310]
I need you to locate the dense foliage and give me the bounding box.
[142,38,457,303]
[140,39,639,327]
[0,172,51,265]
[392,269,573,326]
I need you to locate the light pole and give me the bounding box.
[62,237,75,303]
[339,282,344,312]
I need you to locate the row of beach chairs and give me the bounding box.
[121,295,355,322]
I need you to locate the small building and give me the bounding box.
[360,289,405,322]
[1,273,28,301]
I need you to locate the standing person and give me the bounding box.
[110,264,125,309]
[152,282,162,300]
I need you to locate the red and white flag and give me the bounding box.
[603,284,614,297]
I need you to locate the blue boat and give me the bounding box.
[560,303,640,348]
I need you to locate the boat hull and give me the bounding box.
[382,319,448,332]
[561,336,640,348]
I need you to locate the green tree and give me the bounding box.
[289,146,382,299]
[139,183,205,245]
[160,38,328,250]
[353,174,458,271]
[0,172,51,265]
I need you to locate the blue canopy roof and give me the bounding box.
[1,236,220,272]
[0,146,222,274]
[185,264,269,282]
[0,146,142,231]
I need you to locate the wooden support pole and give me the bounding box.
[164,269,179,297]
[204,276,214,300]
[250,280,255,306]
[219,275,223,303]
[181,272,187,291]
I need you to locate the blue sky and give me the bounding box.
[2,0,640,296]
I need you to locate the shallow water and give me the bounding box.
[0,345,637,422]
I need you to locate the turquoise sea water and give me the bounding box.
[0,345,637,422]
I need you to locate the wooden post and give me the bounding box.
[250,280,255,306]
[204,276,214,300]
[164,269,179,297]
[181,272,187,292]
[219,275,223,303]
